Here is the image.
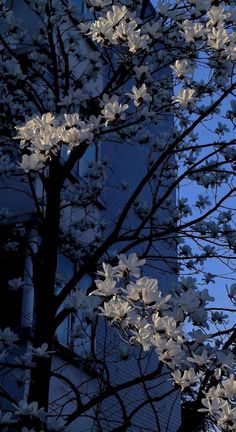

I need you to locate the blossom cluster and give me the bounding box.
[90,254,236,431]
[15,113,95,171]
[87,5,149,52]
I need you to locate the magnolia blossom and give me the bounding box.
[89,0,112,8]
[116,253,146,278]
[172,88,195,107]
[187,350,209,366]
[101,96,128,124]
[16,113,96,172]
[207,5,227,26]
[127,84,152,107]
[172,368,198,391]
[207,27,230,51]
[170,59,194,78]
[30,343,55,358]
[64,289,88,311]
[20,153,48,172]
[99,296,131,321]
[8,277,24,291]
[89,5,148,52]
[179,20,207,43]
[12,400,46,421]
[93,278,118,297]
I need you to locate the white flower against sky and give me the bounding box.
[127,31,149,53]
[179,20,206,43]
[207,27,230,51]
[172,88,195,108]
[159,339,184,365]
[63,113,80,127]
[179,288,200,313]
[207,5,227,27]
[132,276,171,307]
[126,84,152,107]
[171,59,194,78]
[187,350,209,366]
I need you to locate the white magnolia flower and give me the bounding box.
[222,375,236,399]
[64,290,88,311]
[12,400,46,421]
[217,403,236,430]
[179,288,200,313]
[172,88,195,108]
[116,253,146,278]
[93,278,118,297]
[89,5,148,52]
[101,96,128,124]
[207,27,230,51]
[127,31,149,53]
[89,0,112,8]
[30,343,55,358]
[126,84,152,107]
[180,20,206,43]
[152,314,182,339]
[187,350,209,366]
[97,263,118,279]
[8,277,24,291]
[0,327,18,346]
[122,282,141,301]
[172,368,198,391]
[199,395,226,415]
[63,113,80,127]
[131,323,153,351]
[20,153,48,172]
[170,59,194,78]
[99,296,131,321]
[207,5,227,27]
[159,339,184,365]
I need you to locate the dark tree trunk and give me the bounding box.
[177,401,210,432]
[29,162,62,409]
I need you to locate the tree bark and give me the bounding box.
[29,162,62,409]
